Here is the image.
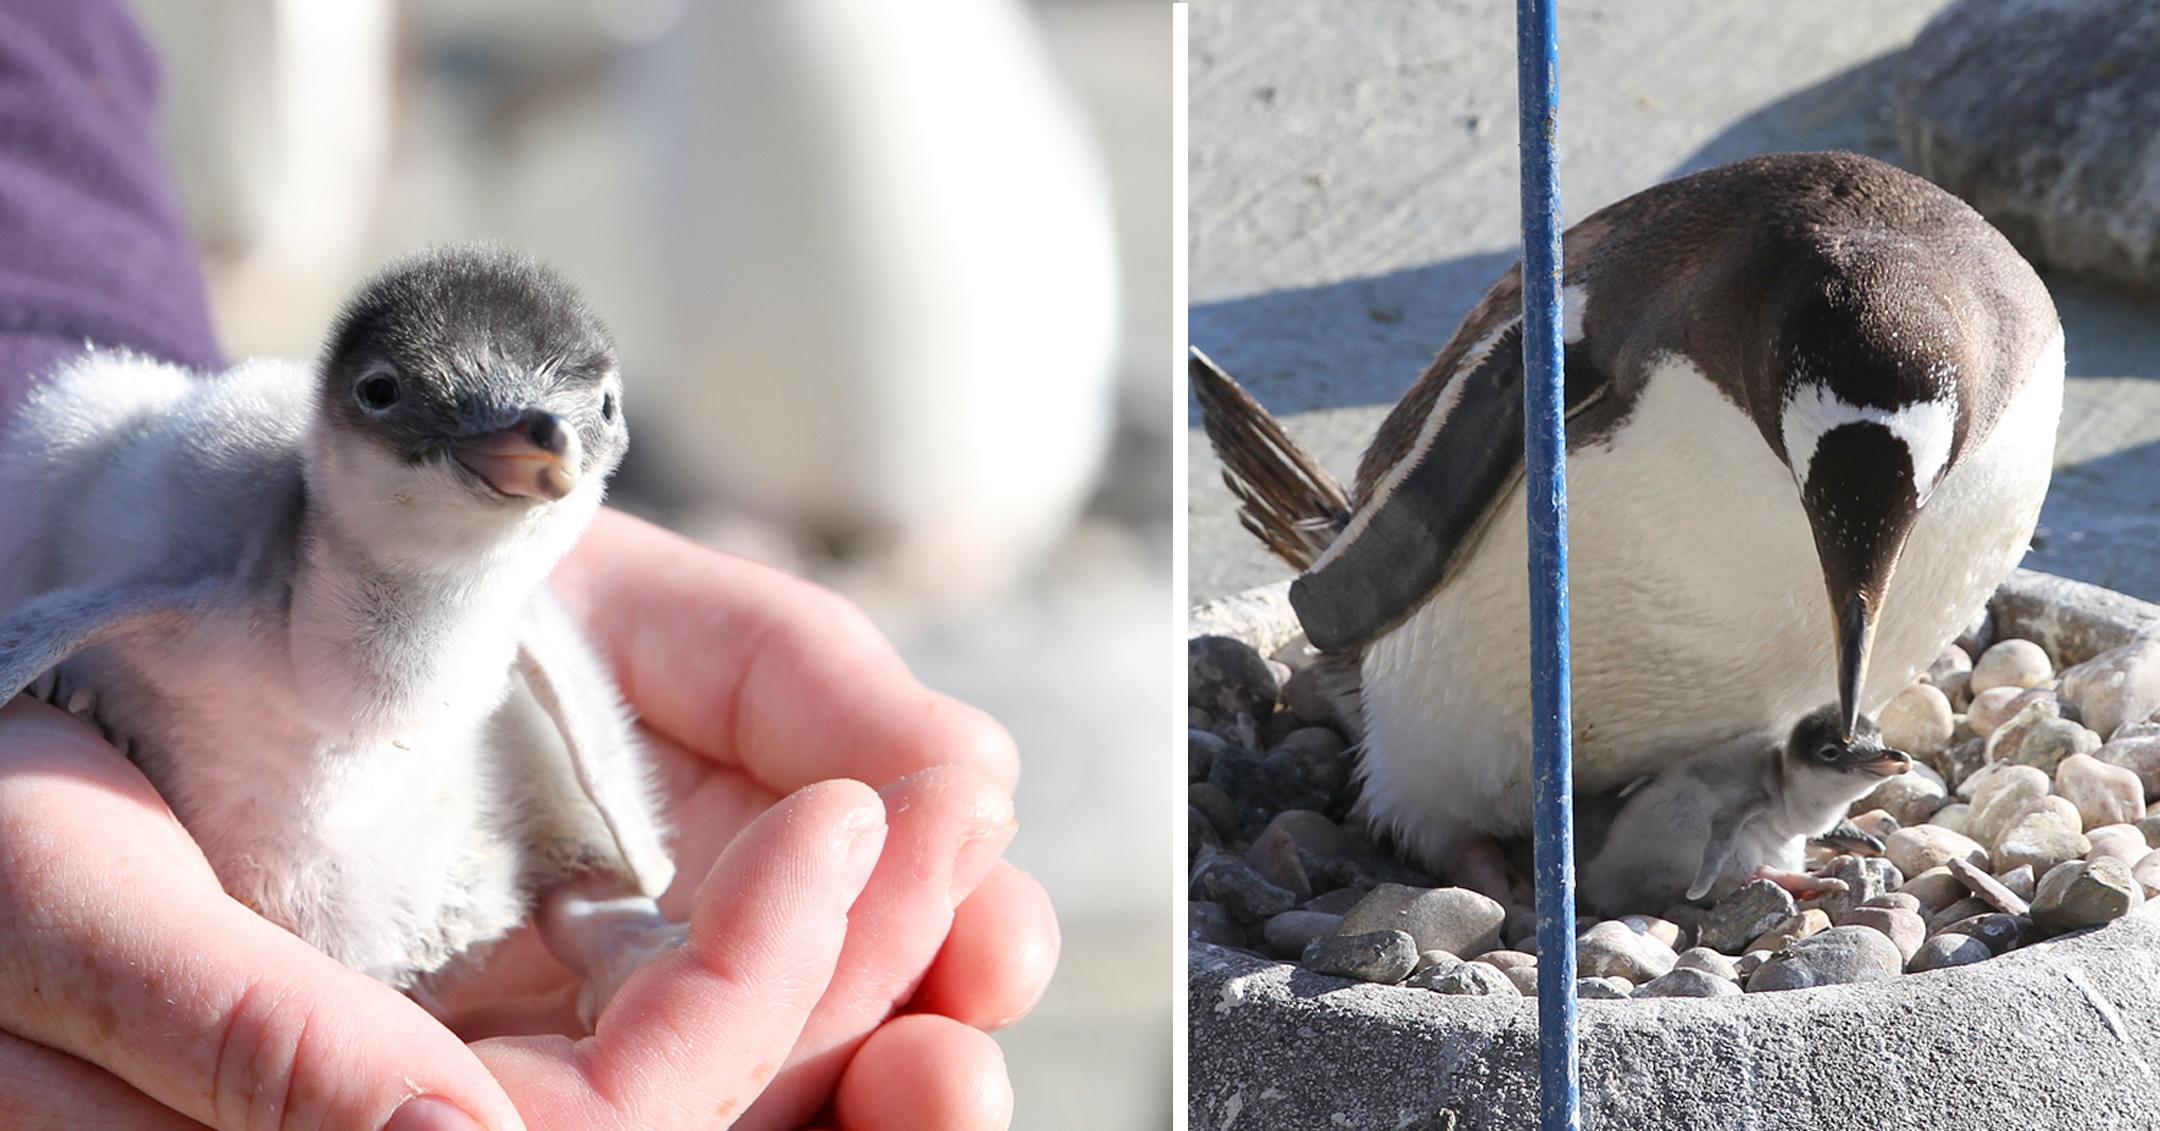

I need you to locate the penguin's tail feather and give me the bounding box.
[1190,347,1351,571]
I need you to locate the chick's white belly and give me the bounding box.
[76,642,531,986]
[1357,352,2061,869]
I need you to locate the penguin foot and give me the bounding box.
[537,875,690,1034]
[574,919,688,1032]
[1753,866,1849,900]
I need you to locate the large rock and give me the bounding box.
[2032,857,2145,932]
[1577,920,1679,984]
[1896,0,2160,296]
[1335,884,1505,959]
[2057,754,2149,830]
[1746,926,1905,992]
[2061,640,2160,738]
[1886,825,1989,877]
[1881,682,1956,759]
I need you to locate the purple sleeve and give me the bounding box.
[0,0,222,426]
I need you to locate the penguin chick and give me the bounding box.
[0,245,677,1027]
[1578,706,1911,917]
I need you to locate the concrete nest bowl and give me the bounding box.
[1188,570,2160,1130]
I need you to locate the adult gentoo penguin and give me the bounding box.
[1195,152,2063,890]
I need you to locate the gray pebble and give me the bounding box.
[1635,968,1741,998]
[1897,867,1968,914]
[1745,926,1904,992]
[1991,809,2090,876]
[1261,910,1343,959]
[1672,947,1740,982]
[1188,635,1278,720]
[1243,828,1313,902]
[1839,906,1926,964]
[2097,735,2160,800]
[1938,912,2042,955]
[1884,824,1987,877]
[1697,879,1798,954]
[1577,919,1678,983]
[1411,949,1463,976]
[1503,966,1542,996]
[1908,932,1992,973]
[2061,640,2160,738]
[1423,960,1521,997]
[2056,754,2147,829]
[1970,639,2053,694]
[1473,949,1537,972]
[1860,891,1923,915]
[1302,886,1367,916]
[1190,901,1241,947]
[1189,808,1217,858]
[1926,896,1992,934]
[1303,929,1417,984]
[1188,782,1240,842]
[1815,855,1902,922]
[1190,847,1297,922]
[1576,976,1633,999]
[1946,856,2031,917]
[1188,728,1231,782]
[1994,716,2100,774]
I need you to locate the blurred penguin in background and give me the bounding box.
[639,0,1122,607]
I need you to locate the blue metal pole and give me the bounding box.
[1515,0,1579,1128]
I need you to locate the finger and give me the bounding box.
[911,861,1060,1031]
[471,779,886,1131]
[833,1016,1013,1131]
[551,510,1019,791]
[0,698,523,1131]
[737,765,1014,1131]
[0,1028,206,1130]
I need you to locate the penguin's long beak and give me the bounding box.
[1833,589,1878,742]
[452,410,581,501]
[1802,425,1924,741]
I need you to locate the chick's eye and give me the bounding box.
[357,373,402,411]
[600,391,617,422]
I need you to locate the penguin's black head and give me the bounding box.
[1784,705,1911,780]
[1768,264,1971,739]
[319,244,626,507]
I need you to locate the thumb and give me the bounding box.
[0,696,524,1131]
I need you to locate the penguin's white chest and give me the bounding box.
[1356,344,2063,869]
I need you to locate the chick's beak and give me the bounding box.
[1853,748,1913,778]
[452,409,581,501]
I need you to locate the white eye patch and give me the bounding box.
[1780,383,1954,503]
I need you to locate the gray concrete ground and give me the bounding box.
[1189,0,2160,608]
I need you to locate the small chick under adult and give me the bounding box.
[0,246,678,1027]
[1578,706,1911,917]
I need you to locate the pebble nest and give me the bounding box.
[1188,618,2160,999]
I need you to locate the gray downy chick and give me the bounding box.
[1578,705,1911,917]
[0,245,679,1027]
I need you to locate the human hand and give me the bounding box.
[0,509,1055,1129]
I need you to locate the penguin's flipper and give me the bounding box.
[1289,319,1610,651]
[1190,347,1353,572]
[1685,809,1749,902]
[516,589,676,899]
[0,579,221,703]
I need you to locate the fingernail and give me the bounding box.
[950,821,1014,905]
[384,1097,484,1131]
